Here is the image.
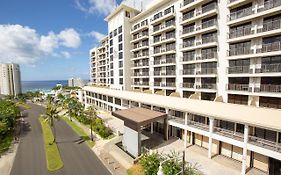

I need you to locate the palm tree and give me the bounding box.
[85,105,98,141]
[67,98,83,122]
[45,104,59,143]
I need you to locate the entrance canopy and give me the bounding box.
[112,107,167,130]
[112,108,167,157]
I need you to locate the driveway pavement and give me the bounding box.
[10,103,111,175]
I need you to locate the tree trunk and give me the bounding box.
[90,124,93,141]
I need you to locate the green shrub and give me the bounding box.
[139,152,161,175]
[92,118,112,139]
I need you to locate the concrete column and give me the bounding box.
[164,118,168,141]
[208,117,214,159]
[241,125,249,175]
[184,112,188,148]
[138,127,141,156]
[151,122,153,134]
[129,101,131,108]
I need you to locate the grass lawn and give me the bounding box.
[62,117,95,148]
[39,117,63,171]
[0,133,13,154]
[16,102,31,109]
[127,164,144,175]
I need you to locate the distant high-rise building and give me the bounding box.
[0,63,22,96]
[68,77,86,87]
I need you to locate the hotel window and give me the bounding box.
[119,52,123,59]
[119,78,123,85]
[119,70,123,76]
[164,6,174,15]
[119,60,123,68]
[109,32,113,39]
[236,123,244,133]
[114,29,117,36]
[110,78,114,84]
[109,39,113,46]
[118,26,122,34]
[125,11,130,18]
[219,120,235,131]
[255,127,277,142]
[119,43,123,51]
[118,35,122,42]
[110,47,113,54]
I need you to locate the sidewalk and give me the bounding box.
[0,142,19,175]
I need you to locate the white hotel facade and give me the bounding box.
[86,0,281,174]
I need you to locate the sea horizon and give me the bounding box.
[21,80,68,93]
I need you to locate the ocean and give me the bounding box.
[21,80,68,93]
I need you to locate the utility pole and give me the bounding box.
[182,150,185,175]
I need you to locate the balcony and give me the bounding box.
[249,136,281,153]
[131,22,148,34]
[181,0,195,7]
[154,82,176,88]
[214,127,244,141]
[257,0,281,13]
[229,26,254,39]
[228,6,254,21]
[256,63,281,73]
[133,81,149,86]
[131,43,149,52]
[181,40,195,49]
[181,82,195,88]
[200,52,217,60]
[257,84,281,93]
[132,72,149,77]
[181,55,195,62]
[258,19,281,33]
[187,120,209,131]
[200,83,217,89]
[150,9,175,25]
[151,21,176,35]
[228,47,254,56]
[227,84,250,91]
[197,68,217,75]
[181,69,195,75]
[153,46,176,56]
[202,35,217,44]
[154,70,176,76]
[154,58,176,65]
[180,4,217,23]
[257,42,281,53]
[152,35,176,46]
[228,66,252,74]
[132,61,149,68]
[131,33,149,43]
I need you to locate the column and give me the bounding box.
[208,117,214,159]
[164,118,168,141]
[129,101,131,108]
[241,125,249,175]
[138,127,141,156]
[151,122,153,134]
[184,112,188,148]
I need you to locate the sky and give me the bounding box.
[0,0,151,81]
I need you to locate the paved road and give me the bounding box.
[10,103,111,175]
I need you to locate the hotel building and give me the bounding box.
[0,63,22,96]
[85,0,281,174]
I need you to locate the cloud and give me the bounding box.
[0,24,81,64]
[58,28,81,48]
[61,51,71,59]
[88,31,106,41]
[75,0,117,16]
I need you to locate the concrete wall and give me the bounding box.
[123,126,140,157]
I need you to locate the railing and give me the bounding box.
[256,63,281,73]
[133,61,149,67]
[182,11,195,21]
[182,41,195,48]
[133,82,149,86]
[182,55,195,62]
[258,84,281,93]
[228,66,252,74]
[202,19,217,29]
[202,35,217,44]
[229,26,254,39]
[151,8,174,22]
[181,69,195,75]
[257,42,281,53]
[181,0,195,7]
[154,82,176,87]
[201,52,217,60]
[187,120,209,131]
[214,127,244,141]
[259,19,281,33]
[131,21,148,32]
[168,115,185,125]
[249,135,281,153]
[227,84,250,91]
[257,0,281,12]
[133,52,149,58]
[153,21,176,33]
[154,70,176,76]
[197,68,217,74]
[182,26,195,35]
[201,3,217,14]
[132,71,149,76]
[228,7,254,21]
[228,0,239,4]
[181,82,194,88]
[133,43,149,49]
[199,83,216,89]
[154,58,176,65]
[228,47,254,56]
[132,33,149,40]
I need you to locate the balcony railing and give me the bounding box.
[181,55,195,62]
[181,69,195,75]
[249,135,281,153]
[257,42,281,53]
[200,52,217,60]
[228,0,239,4]
[153,21,175,33]
[181,0,195,7]
[228,7,254,21]
[202,35,217,44]
[182,12,195,22]
[181,82,194,88]
[154,58,176,65]
[151,9,174,22]
[133,82,149,86]
[228,47,254,56]
[257,84,281,93]
[214,127,244,141]
[258,19,281,33]
[256,63,281,73]
[197,68,217,74]
[201,3,217,14]
[154,82,176,87]
[182,26,195,35]
[133,52,149,58]
[227,84,250,91]
[257,0,281,12]
[202,19,217,29]
[182,41,195,48]
[187,120,209,131]
[133,71,150,76]
[228,66,252,74]
[132,33,149,40]
[229,26,254,39]
[199,83,216,89]
[133,61,149,67]
[154,70,176,76]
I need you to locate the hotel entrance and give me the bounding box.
[269,158,281,175]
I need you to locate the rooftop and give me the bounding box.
[84,86,281,132]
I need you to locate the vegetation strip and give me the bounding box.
[39,117,63,171]
[0,133,13,154]
[62,117,95,147]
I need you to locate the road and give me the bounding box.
[10,103,111,175]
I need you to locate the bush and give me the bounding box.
[139,152,161,175]
[92,118,112,139]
